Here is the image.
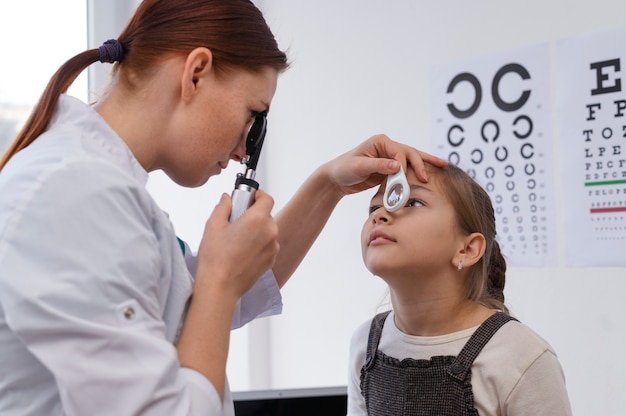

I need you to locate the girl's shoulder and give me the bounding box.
[490,317,556,355]
[477,316,563,383]
[473,318,570,414]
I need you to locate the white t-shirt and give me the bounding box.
[0,95,282,415]
[347,310,572,416]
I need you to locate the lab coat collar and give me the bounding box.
[51,95,150,186]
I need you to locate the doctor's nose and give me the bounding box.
[231,139,247,162]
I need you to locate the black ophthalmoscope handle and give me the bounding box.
[228,112,267,223]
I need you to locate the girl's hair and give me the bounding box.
[428,163,509,314]
[0,0,289,172]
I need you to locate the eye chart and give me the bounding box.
[429,44,556,267]
[556,26,626,267]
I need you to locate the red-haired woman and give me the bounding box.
[0,1,443,414]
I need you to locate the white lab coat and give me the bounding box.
[0,95,282,415]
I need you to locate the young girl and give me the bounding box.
[347,162,572,415]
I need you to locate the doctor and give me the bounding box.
[0,0,444,414]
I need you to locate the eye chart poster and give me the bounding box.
[429,44,556,267]
[556,26,626,267]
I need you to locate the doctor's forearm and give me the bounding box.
[176,276,239,400]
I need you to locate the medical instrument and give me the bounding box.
[383,167,410,212]
[228,111,267,222]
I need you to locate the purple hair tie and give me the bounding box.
[98,39,125,63]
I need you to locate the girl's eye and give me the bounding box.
[369,199,422,215]
[406,199,424,208]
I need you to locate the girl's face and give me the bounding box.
[164,65,278,187]
[361,168,465,280]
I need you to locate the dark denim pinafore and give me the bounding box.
[360,312,515,416]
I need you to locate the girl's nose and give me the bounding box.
[371,208,390,224]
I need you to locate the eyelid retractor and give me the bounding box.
[383,167,410,212]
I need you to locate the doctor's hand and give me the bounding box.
[321,134,447,198]
[177,190,278,399]
[195,190,279,300]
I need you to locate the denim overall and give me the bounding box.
[360,311,515,415]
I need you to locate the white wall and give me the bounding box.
[142,2,626,415]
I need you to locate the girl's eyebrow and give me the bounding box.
[409,184,434,193]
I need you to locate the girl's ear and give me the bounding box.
[180,47,213,102]
[453,232,486,270]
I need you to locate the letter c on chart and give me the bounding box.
[446,72,482,119]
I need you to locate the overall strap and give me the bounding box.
[363,311,392,371]
[447,312,518,381]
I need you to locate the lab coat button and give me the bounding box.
[123,307,136,320]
